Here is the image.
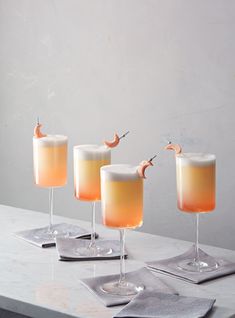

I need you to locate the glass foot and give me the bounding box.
[178,258,219,272]
[74,244,113,257]
[101,280,144,296]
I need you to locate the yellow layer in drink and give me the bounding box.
[33,135,68,187]
[176,153,216,212]
[101,164,143,228]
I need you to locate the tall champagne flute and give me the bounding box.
[73,145,111,256]
[33,124,68,238]
[100,164,145,296]
[176,153,218,272]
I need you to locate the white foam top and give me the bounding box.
[176,153,216,167]
[101,164,140,181]
[73,144,111,160]
[33,135,67,146]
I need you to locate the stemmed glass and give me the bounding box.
[176,152,219,272]
[33,122,68,238]
[73,144,111,257]
[100,164,145,296]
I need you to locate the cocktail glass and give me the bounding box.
[33,134,68,238]
[100,164,144,296]
[176,153,218,272]
[73,144,111,257]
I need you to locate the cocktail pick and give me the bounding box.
[137,154,157,179]
[119,131,130,140]
[148,154,157,162]
[104,131,130,148]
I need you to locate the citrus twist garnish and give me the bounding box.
[104,131,129,148]
[137,154,157,179]
[34,117,47,138]
[164,141,182,154]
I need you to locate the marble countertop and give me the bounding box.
[0,204,234,318]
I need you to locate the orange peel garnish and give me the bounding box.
[164,143,182,154]
[137,160,154,179]
[104,133,120,148]
[34,123,47,138]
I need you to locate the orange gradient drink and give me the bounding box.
[101,164,143,228]
[33,135,68,187]
[100,161,153,296]
[74,145,111,201]
[176,153,216,213]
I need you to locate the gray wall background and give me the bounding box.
[0,0,235,250]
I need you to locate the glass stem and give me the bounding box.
[195,213,199,264]
[119,229,126,285]
[90,201,96,248]
[49,187,54,233]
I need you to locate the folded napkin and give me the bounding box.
[81,267,177,307]
[114,290,215,318]
[147,245,235,284]
[14,223,95,248]
[56,237,127,261]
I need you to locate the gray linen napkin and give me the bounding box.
[56,237,127,260]
[147,245,235,284]
[14,223,95,248]
[114,290,215,318]
[81,267,177,307]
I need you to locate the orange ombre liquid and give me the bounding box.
[176,153,216,213]
[33,135,67,187]
[74,145,111,201]
[101,164,143,228]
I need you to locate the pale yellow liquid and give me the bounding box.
[102,178,143,228]
[74,159,110,201]
[33,141,67,187]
